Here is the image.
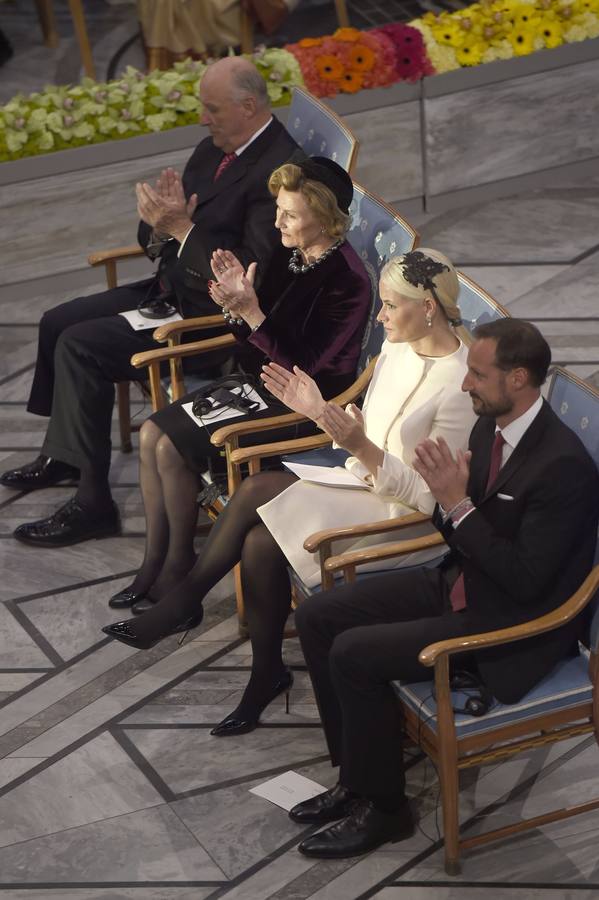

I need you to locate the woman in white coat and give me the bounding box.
[104,249,476,736]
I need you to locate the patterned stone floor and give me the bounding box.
[1,89,599,900]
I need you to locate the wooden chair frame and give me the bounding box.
[319,518,599,874]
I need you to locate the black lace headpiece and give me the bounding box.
[400,251,462,326]
[400,250,449,291]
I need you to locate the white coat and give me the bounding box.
[258,339,477,587]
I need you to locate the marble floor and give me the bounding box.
[1,110,599,900]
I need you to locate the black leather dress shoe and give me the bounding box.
[0,455,79,492]
[289,784,357,825]
[13,498,120,547]
[210,669,294,737]
[131,595,159,614]
[298,799,415,859]
[109,585,154,610]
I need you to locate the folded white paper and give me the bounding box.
[182,384,268,426]
[283,460,367,489]
[250,770,327,811]
[119,308,183,331]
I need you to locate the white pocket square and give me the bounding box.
[497,493,514,500]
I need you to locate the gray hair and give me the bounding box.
[231,66,269,109]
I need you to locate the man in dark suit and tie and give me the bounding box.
[1,56,300,545]
[289,319,599,858]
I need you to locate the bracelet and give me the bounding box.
[222,307,243,326]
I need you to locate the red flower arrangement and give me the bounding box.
[371,23,436,81]
[286,27,398,97]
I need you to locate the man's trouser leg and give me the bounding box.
[295,568,474,806]
[42,313,160,476]
[27,281,153,416]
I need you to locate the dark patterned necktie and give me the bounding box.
[214,152,236,181]
[450,430,506,612]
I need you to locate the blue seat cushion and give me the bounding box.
[393,651,592,738]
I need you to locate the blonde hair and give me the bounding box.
[381,248,471,344]
[268,163,350,239]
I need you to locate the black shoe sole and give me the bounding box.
[13,522,121,548]
[0,475,79,493]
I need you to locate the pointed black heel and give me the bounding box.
[210,668,294,737]
[102,608,203,650]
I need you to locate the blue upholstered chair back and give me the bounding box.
[457,272,510,336]
[547,367,599,647]
[287,87,358,173]
[347,183,419,373]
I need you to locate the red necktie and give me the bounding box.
[450,430,506,612]
[214,152,236,181]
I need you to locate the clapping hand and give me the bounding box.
[261,363,325,419]
[318,403,368,455]
[136,167,198,241]
[208,254,262,328]
[412,436,471,509]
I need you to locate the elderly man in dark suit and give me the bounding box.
[1,56,299,546]
[289,319,599,859]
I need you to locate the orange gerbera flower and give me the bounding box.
[349,43,376,71]
[315,54,345,80]
[333,27,362,42]
[340,71,363,93]
[298,37,323,47]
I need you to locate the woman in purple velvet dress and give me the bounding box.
[102,158,371,704]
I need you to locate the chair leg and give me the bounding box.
[66,0,96,79]
[240,9,253,54]
[438,748,462,875]
[117,382,133,453]
[333,0,350,28]
[35,0,59,47]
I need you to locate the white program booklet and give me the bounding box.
[250,771,327,811]
[119,308,183,331]
[283,460,367,490]
[182,384,268,426]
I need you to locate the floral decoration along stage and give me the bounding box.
[1,0,598,161]
[0,48,302,161]
[412,0,599,72]
[285,25,433,96]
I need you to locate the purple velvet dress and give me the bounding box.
[150,241,371,473]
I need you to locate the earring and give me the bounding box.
[426,314,432,328]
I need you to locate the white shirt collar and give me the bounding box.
[234,116,273,157]
[498,394,543,450]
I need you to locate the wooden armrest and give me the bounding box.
[153,315,227,342]
[419,564,599,667]
[210,356,378,447]
[228,432,332,464]
[211,410,308,446]
[87,244,144,266]
[324,532,446,575]
[304,511,430,553]
[131,333,236,369]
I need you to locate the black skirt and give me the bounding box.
[149,386,318,475]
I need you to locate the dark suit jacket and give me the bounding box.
[434,400,599,703]
[228,242,372,399]
[137,117,300,318]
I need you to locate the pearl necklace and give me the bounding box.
[288,239,343,275]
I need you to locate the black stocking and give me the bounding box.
[130,470,297,648]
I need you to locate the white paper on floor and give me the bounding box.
[250,771,326,811]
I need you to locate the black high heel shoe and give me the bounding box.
[210,668,293,737]
[102,608,203,650]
